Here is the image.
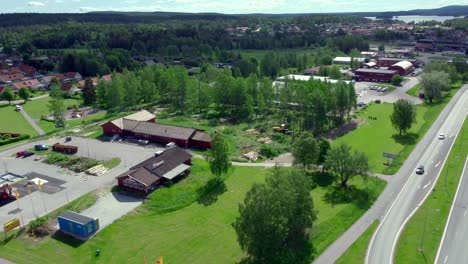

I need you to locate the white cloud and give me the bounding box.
[28,1,45,6]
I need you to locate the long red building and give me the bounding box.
[354,68,397,82]
[101,110,211,149]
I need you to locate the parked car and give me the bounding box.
[65,136,72,142]
[416,165,425,175]
[137,139,149,145]
[375,99,381,104]
[377,87,383,92]
[34,144,49,151]
[382,88,388,92]
[357,102,366,107]
[15,105,21,111]
[16,151,35,158]
[166,142,176,149]
[109,134,121,143]
[438,133,445,140]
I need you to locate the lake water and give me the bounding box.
[365,15,457,23]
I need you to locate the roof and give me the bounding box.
[364,62,377,67]
[101,74,112,81]
[333,57,365,63]
[163,164,191,180]
[124,110,155,122]
[355,68,397,74]
[390,61,413,70]
[276,74,311,81]
[132,122,195,141]
[0,73,25,82]
[59,211,94,225]
[191,131,211,142]
[303,67,320,73]
[116,147,192,185]
[12,79,40,90]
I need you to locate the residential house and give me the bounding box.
[101,74,112,82]
[0,73,25,84]
[77,78,99,89]
[61,83,80,94]
[57,72,82,83]
[116,146,193,193]
[12,79,42,91]
[303,67,321,76]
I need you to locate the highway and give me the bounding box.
[366,87,468,264]
[435,158,468,264]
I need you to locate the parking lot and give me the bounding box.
[354,76,422,106]
[0,136,162,231]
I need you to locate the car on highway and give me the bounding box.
[34,144,49,151]
[438,133,445,140]
[416,165,425,175]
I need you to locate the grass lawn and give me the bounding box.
[21,97,81,120]
[0,104,37,136]
[0,161,385,263]
[395,117,468,263]
[406,83,421,97]
[336,87,459,174]
[336,221,379,264]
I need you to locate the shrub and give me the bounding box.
[206,109,220,119]
[260,145,280,158]
[0,134,30,146]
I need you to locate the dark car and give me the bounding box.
[65,136,72,142]
[136,139,149,145]
[16,151,35,158]
[416,165,425,175]
[34,144,49,151]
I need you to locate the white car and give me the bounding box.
[438,133,445,140]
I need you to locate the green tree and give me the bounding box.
[18,87,30,103]
[205,133,231,179]
[391,99,416,135]
[1,87,14,104]
[318,139,331,165]
[329,65,343,79]
[391,75,403,85]
[48,87,66,128]
[233,168,316,263]
[378,43,385,52]
[82,79,96,105]
[292,132,319,169]
[421,71,450,103]
[325,143,369,187]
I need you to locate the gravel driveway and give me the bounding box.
[354,76,423,105]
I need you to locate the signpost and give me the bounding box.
[3,218,20,239]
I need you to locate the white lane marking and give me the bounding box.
[464,209,467,217]
[423,181,432,190]
[435,161,441,168]
[444,255,448,263]
[417,185,421,190]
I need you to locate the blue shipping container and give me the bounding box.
[58,211,100,240]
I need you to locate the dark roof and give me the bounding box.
[119,167,160,186]
[355,69,397,74]
[59,211,93,225]
[191,131,211,142]
[131,122,195,141]
[130,147,193,177]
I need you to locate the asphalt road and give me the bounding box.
[314,85,468,264]
[366,87,468,264]
[435,158,468,264]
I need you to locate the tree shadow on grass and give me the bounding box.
[237,236,315,264]
[309,171,335,188]
[392,132,418,145]
[51,230,85,248]
[197,178,227,206]
[323,185,371,210]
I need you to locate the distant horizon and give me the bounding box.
[2,1,467,14]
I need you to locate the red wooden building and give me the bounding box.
[116,147,192,193]
[354,68,397,82]
[388,61,414,76]
[101,110,211,149]
[377,58,419,68]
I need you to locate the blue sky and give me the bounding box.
[1,0,466,14]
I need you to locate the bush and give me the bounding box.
[271,133,288,144]
[206,109,220,119]
[0,134,30,146]
[260,145,281,158]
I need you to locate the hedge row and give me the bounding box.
[0,134,30,146]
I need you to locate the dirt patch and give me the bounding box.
[321,117,366,140]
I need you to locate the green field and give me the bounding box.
[21,97,81,119]
[0,104,37,136]
[336,88,458,174]
[406,83,421,97]
[395,117,468,263]
[336,221,379,264]
[0,161,385,263]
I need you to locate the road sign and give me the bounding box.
[4,218,20,232]
[382,152,396,159]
